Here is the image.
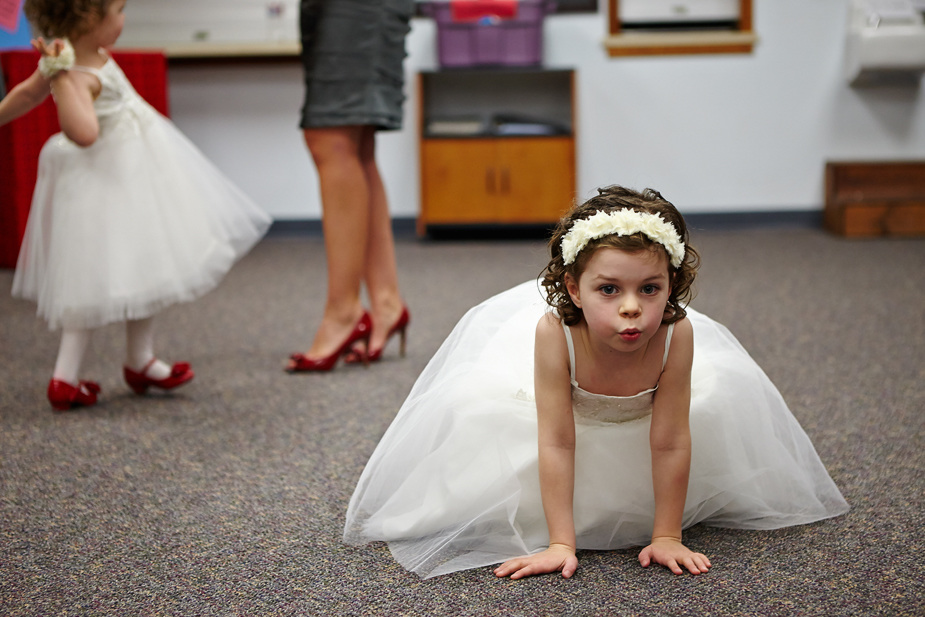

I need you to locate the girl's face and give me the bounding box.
[565,247,671,353]
[92,0,126,47]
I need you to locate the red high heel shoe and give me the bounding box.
[124,358,195,394]
[287,312,372,372]
[47,379,101,411]
[346,306,410,364]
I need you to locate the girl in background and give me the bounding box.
[0,0,271,410]
[344,185,848,578]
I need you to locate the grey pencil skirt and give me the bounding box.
[299,0,414,131]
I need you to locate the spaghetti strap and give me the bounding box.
[561,321,577,383]
[662,323,675,370]
[69,65,104,79]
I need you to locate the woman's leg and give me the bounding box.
[358,126,406,353]
[296,125,370,361]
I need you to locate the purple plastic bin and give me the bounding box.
[423,1,556,69]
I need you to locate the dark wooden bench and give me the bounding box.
[824,161,925,237]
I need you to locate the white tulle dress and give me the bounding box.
[343,280,849,578]
[12,56,272,330]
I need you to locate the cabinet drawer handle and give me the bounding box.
[486,168,496,194]
[500,168,510,194]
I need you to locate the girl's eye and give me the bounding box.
[641,284,659,295]
[600,285,617,295]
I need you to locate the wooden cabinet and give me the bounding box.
[417,68,576,235]
[421,136,574,226]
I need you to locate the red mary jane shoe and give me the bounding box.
[47,379,101,411]
[124,358,195,394]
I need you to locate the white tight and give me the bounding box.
[125,317,157,370]
[51,317,170,384]
[52,328,93,384]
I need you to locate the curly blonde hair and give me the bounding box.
[541,185,700,326]
[24,0,111,39]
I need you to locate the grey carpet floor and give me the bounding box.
[1,227,922,616]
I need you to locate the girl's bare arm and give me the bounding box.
[0,39,99,146]
[640,318,711,574]
[0,69,51,127]
[48,69,99,146]
[495,313,578,579]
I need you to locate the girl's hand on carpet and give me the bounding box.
[639,537,711,575]
[494,544,578,579]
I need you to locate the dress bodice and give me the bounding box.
[563,321,673,425]
[70,56,152,132]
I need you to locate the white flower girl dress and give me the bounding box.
[343,280,849,578]
[13,55,271,329]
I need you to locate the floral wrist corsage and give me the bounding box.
[38,39,76,78]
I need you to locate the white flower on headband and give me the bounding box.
[38,39,76,78]
[561,209,685,268]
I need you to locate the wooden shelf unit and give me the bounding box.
[417,68,576,236]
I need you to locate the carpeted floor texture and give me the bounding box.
[1,226,922,616]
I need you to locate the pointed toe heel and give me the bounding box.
[287,312,372,373]
[348,306,410,364]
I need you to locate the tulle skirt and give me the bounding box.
[12,102,272,330]
[344,281,849,578]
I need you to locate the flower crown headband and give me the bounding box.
[561,208,685,268]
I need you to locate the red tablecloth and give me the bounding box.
[0,50,169,268]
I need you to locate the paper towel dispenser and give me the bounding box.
[845,0,925,86]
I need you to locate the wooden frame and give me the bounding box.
[605,0,755,57]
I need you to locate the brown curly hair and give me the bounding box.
[541,185,700,326]
[24,0,112,39]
